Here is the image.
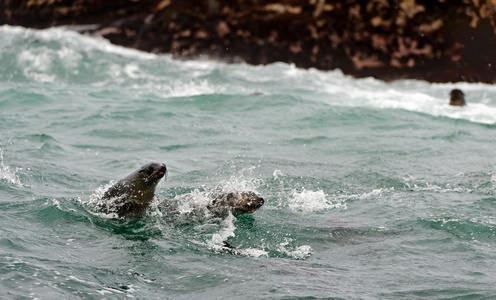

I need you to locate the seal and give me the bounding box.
[101,162,167,219]
[449,89,466,106]
[207,191,264,216]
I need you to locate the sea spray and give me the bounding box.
[0,147,23,187]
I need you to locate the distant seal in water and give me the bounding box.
[101,162,167,219]
[449,89,466,106]
[207,191,264,216]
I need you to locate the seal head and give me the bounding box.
[449,89,466,106]
[102,162,167,219]
[208,191,264,216]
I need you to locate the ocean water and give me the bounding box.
[1,25,496,299]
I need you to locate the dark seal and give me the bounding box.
[207,191,264,216]
[101,162,167,219]
[449,89,466,106]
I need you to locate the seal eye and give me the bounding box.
[146,166,155,176]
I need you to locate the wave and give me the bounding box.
[419,216,496,242]
[83,170,318,259]
[1,25,495,125]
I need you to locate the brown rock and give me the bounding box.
[1,0,496,83]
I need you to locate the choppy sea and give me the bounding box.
[1,25,496,299]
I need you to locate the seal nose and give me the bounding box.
[246,196,264,208]
[157,164,167,178]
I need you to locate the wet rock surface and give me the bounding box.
[2,0,495,83]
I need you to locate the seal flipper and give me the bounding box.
[221,241,240,255]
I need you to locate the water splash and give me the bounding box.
[3,25,496,124]
[277,238,313,260]
[158,173,264,223]
[156,175,270,257]
[160,188,214,223]
[491,167,496,188]
[0,147,23,187]
[208,213,237,248]
[212,168,264,193]
[84,181,121,219]
[206,213,270,258]
[272,169,286,180]
[288,188,346,212]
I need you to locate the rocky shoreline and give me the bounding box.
[2,0,495,83]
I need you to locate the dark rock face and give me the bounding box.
[2,0,495,83]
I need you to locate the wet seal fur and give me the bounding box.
[207,191,264,216]
[101,162,167,219]
[449,89,466,106]
[99,162,264,220]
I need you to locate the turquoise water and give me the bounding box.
[1,25,496,299]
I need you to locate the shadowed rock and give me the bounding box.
[2,0,496,83]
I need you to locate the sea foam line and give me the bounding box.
[0,25,156,60]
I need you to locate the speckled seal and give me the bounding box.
[207,191,264,216]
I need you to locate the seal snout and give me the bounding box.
[243,192,264,207]
[248,196,264,209]
[154,163,167,179]
[240,192,264,213]
[141,162,167,180]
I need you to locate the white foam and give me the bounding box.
[277,238,313,260]
[87,181,115,204]
[314,73,496,124]
[0,25,156,60]
[0,147,23,187]
[212,172,263,193]
[288,188,345,212]
[209,213,236,246]
[199,212,264,256]
[44,198,62,211]
[170,188,213,221]
[84,181,123,219]
[225,59,496,125]
[156,79,218,98]
[236,248,269,258]
[158,175,268,257]
[491,167,496,188]
[163,171,263,222]
[4,25,495,124]
[272,169,286,180]
[357,188,393,199]
[1,25,159,84]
